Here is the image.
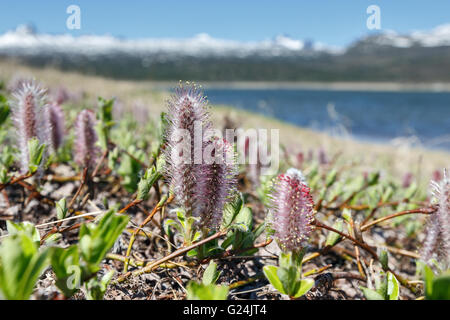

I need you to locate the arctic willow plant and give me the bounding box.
[74,109,100,170]
[164,83,211,214]
[421,169,450,269]
[11,80,50,174]
[195,138,238,230]
[48,103,65,153]
[263,168,316,299]
[164,83,238,245]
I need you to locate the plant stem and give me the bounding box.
[0,172,34,192]
[115,230,227,283]
[123,195,171,272]
[360,207,435,232]
[313,220,378,259]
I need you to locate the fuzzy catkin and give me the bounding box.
[11,80,50,173]
[74,109,100,169]
[422,169,450,267]
[269,168,315,253]
[48,104,65,152]
[164,83,211,215]
[194,138,238,229]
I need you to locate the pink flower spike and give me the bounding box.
[11,80,50,173]
[269,168,315,253]
[74,109,100,170]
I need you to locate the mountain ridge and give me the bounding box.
[1,24,450,82]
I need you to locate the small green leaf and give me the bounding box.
[342,208,352,222]
[387,272,400,300]
[293,278,314,298]
[0,95,10,126]
[6,221,40,244]
[85,270,115,300]
[428,271,450,300]
[186,282,228,300]
[325,218,343,247]
[221,193,244,228]
[325,169,337,187]
[361,287,385,300]
[202,261,221,285]
[96,97,115,151]
[55,198,68,220]
[27,138,46,173]
[0,232,50,300]
[277,266,300,296]
[263,265,285,294]
[379,249,389,271]
[136,167,161,200]
[50,245,80,297]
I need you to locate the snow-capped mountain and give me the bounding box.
[1,24,449,60]
[1,24,449,82]
[355,24,450,48]
[0,25,342,59]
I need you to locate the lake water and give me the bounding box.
[204,88,450,150]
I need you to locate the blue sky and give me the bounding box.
[1,0,449,46]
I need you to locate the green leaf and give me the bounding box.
[263,265,285,294]
[428,271,450,300]
[0,233,50,300]
[221,193,244,229]
[405,182,418,199]
[0,166,9,184]
[186,282,229,300]
[325,169,337,187]
[341,208,352,223]
[367,172,380,186]
[234,206,253,231]
[96,97,115,150]
[55,198,68,220]
[419,262,435,298]
[387,272,400,300]
[379,249,389,271]
[136,167,161,200]
[79,210,129,271]
[202,261,221,285]
[277,266,300,296]
[6,221,40,244]
[27,138,46,173]
[85,270,115,300]
[50,245,81,297]
[325,218,343,247]
[293,278,314,298]
[361,287,385,300]
[375,274,388,298]
[382,186,394,203]
[164,218,182,235]
[0,95,10,126]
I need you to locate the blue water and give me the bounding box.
[204,88,450,150]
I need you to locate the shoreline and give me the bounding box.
[145,81,450,93]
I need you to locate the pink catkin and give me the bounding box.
[270,169,315,252]
[422,169,450,267]
[11,80,51,173]
[194,138,238,229]
[48,104,65,152]
[164,84,238,227]
[164,83,211,214]
[74,109,100,169]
